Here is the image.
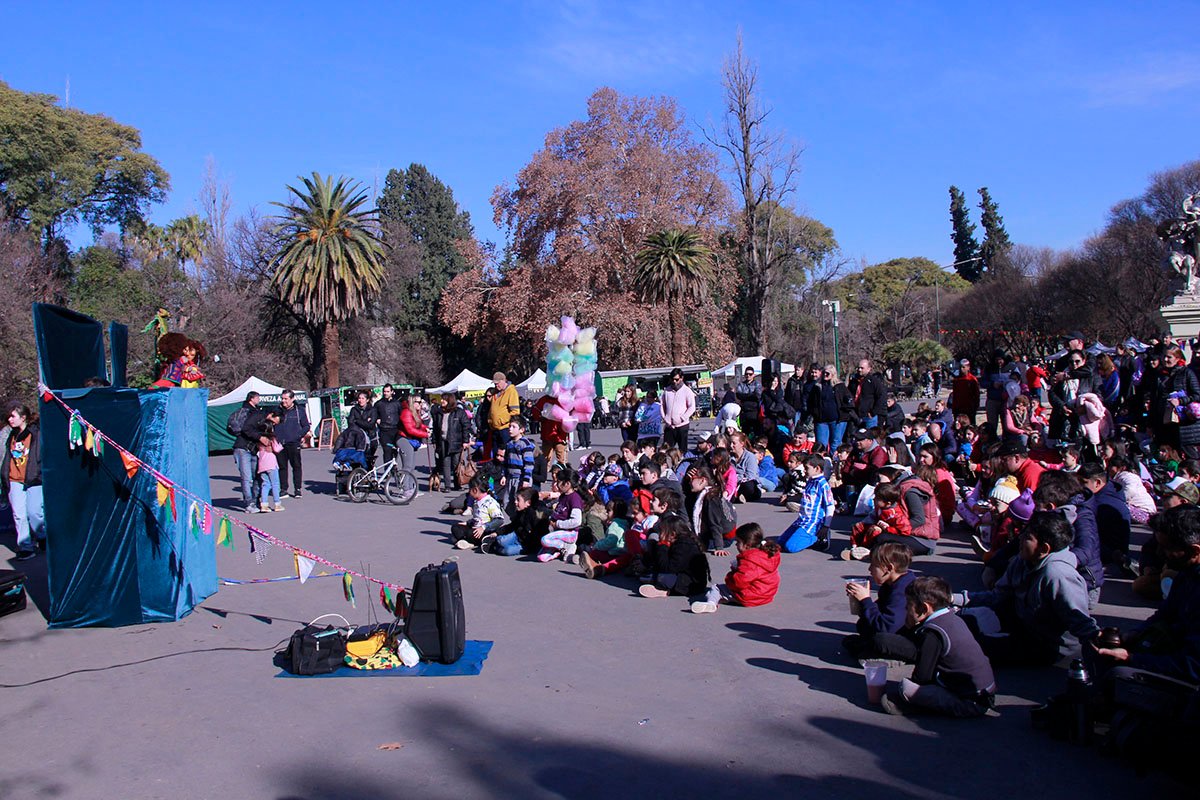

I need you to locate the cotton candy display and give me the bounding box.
[544,316,597,433]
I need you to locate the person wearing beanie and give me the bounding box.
[971,477,1030,570]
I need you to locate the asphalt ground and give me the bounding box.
[0,423,1174,800]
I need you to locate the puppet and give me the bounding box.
[153,333,206,388]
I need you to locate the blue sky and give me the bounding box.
[4,1,1200,267]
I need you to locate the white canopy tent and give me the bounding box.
[206,376,289,406]
[516,369,547,398]
[427,369,494,395]
[711,356,796,380]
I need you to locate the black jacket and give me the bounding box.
[431,404,472,453]
[236,409,273,452]
[347,403,377,438]
[373,397,402,431]
[650,535,710,597]
[1151,364,1200,427]
[785,375,807,414]
[885,403,905,434]
[812,381,839,424]
[1,423,41,490]
[855,372,888,419]
[761,386,793,425]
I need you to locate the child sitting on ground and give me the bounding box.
[580,451,606,493]
[581,498,654,579]
[843,482,910,561]
[880,576,997,718]
[638,514,711,600]
[537,468,585,562]
[782,430,814,463]
[755,442,784,493]
[842,542,916,661]
[690,523,781,613]
[778,454,835,553]
[686,464,737,556]
[589,499,630,557]
[453,476,507,549]
[489,487,549,556]
[776,450,808,506]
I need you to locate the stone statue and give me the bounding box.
[1158,192,1200,297]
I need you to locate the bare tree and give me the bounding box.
[199,157,232,263]
[705,32,803,354]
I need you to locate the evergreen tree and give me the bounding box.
[977,186,1012,277]
[948,185,981,281]
[377,164,474,369]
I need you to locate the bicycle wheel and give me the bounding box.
[347,468,370,503]
[383,470,418,505]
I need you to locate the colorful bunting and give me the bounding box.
[40,389,406,603]
[380,586,396,616]
[120,450,140,479]
[216,515,234,548]
[295,554,316,584]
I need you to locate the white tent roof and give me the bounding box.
[428,369,494,395]
[711,356,796,379]
[516,369,547,398]
[207,376,288,406]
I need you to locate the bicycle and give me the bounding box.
[345,458,419,505]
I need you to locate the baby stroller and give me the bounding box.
[331,427,368,496]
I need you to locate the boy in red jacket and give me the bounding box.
[691,523,781,613]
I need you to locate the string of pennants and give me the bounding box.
[937,328,1049,336]
[41,385,404,613]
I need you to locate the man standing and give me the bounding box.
[234,403,280,514]
[489,372,521,455]
[531,393,568,467]
[950,358,981,423]
[854,359,888,429]
[373,384,403,465]
[736,367,763,437]
[661,368,696,451]
[275,389,310,498]
[228,391,261,513]
[785,367,807,432]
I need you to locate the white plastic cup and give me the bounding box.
[864,660,888,704]
[847,578,870,615]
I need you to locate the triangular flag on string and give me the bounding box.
[202,506,212,535]
[93,432,103,457]
[68,415,83,449]
[168,485,177,523]
[41,387,53,403]
[217,515,234,548]
[188,502,202,541]
[380,586,395,616]
[295,554,315,584]
[156,480,169,508]
[254,536,270,566]
[84,427,94,454]
[343,572,356,607]
[120,450,139,479]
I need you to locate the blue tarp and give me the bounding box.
[39,387,217,628]
[32,303,108,390]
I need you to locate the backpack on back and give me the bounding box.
[227,405,252,437]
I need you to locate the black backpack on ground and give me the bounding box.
[405,560,465,664]
[279,621,348,675]
[0,570,27,618]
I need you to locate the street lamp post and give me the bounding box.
[822,299,841,374]
[935,257,982,344]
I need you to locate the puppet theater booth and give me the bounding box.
[33,303,217,628]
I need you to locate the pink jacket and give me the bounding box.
[257,438,282,473]
[1075,392,1112,445]
[661,384,696,428]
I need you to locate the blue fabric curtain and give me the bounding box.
[32,303,107,390]
[108,322,129,387]
[40,387,217,628]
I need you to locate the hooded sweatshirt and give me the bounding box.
[725,546,781,607]
[968,548,1100,657]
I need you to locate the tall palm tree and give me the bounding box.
[164,214,209,271]
[634,229,714,363]
[271,172,385,387]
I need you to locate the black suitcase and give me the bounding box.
[0,569,28,618]
[405,560,465,664]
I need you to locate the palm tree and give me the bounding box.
[271,172,385,387]
[634,229,714,363]
[164,214,209,271]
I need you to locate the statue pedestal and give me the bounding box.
[1161,295,1200,339]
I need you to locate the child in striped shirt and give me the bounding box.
[777,455,835,553]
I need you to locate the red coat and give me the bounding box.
[400,402,430,440]
[725,547,781,607]
[1011,457,1044,493]
[531,396,567,445]
[951,373,980,414]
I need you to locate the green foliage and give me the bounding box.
[881,338,951,369]
[69,245,154,321]
[377,164,474,369]
[977,186,1011,276]
[0,80,169,246]
[271,173,385,325]
[837,257,968,312]
[949,185,981,281]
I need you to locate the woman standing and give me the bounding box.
[617,385,640,445]
[3,404,44,561]
[431,393,472,491]
[1151,345,1200,459]
[812,365,847,450]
